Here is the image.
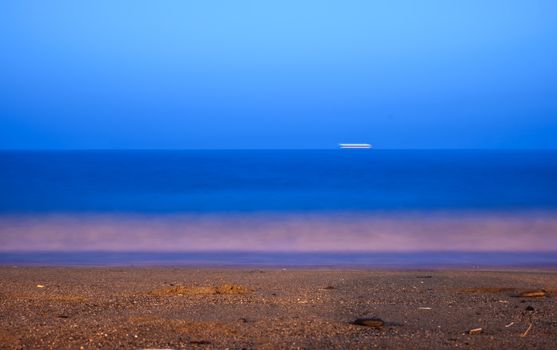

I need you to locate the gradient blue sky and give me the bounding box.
[1,1,556,149]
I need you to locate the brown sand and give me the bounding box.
[1,267,556,349]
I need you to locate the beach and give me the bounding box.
[2,150,557,349]
[3,0,557,347]
[1,267,556,349]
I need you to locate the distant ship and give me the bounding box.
[339,143,373,149]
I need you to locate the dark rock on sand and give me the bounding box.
[353,318,385,329]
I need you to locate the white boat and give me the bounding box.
[339,143,373,149]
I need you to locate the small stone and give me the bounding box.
[36,284,45,288]
[353,318,385,329]
[525,305,535,311]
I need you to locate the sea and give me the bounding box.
[1,150,557,267]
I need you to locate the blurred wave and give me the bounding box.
[2,212,556,252]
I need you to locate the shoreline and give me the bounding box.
[2,251,557,269]
[1,267,556,349]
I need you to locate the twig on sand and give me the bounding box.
[521,323,533,337]
[518,290,546,298]
[505,322,514,328]
[468,328,482,335]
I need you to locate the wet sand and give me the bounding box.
[1,267,556,349]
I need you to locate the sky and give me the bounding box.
[0,0,556,149]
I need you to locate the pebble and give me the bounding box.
[353,318,385,329]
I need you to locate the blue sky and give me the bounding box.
[1,1,556,149]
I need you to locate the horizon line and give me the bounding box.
[1,147,557,152]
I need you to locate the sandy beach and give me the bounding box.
[1,267,556,349]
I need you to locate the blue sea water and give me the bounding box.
[1,150,557,213]
[1,150,557,267]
